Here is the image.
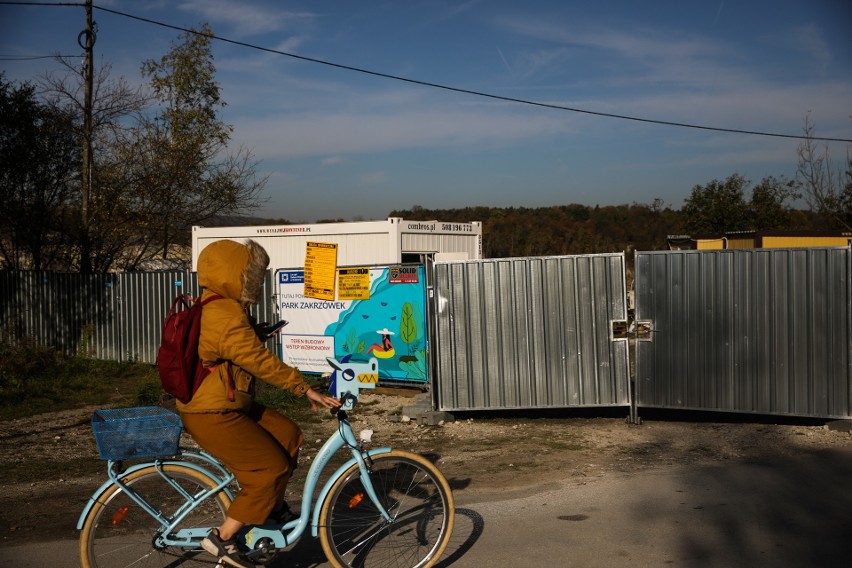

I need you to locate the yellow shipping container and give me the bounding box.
[761,235,851,248]
[667,231,851,250]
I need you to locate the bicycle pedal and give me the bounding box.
[244,537,278,565]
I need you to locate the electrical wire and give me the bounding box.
[91,4,852,144]
[0,54,80,60]
[0,1,82,6]
[2,0,850,143]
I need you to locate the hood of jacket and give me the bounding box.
[197,239,269,305]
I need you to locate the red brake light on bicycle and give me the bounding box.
[112,506,129,525]
[348,493,364,509]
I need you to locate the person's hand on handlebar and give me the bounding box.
[306,387,342,412]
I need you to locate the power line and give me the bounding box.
[4,0,851,144]
[0,1,81,6]
[0,54,80,60]
[91,5,852,144]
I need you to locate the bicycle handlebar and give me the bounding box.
[329,393,357,416]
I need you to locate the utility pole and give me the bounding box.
[79,0,95,272]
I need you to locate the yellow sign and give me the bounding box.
[357,373,379,384]
[304,242,337,300]
[338,267,371,300]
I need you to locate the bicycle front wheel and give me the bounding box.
[319,450,455,568]
[79,463,231,568]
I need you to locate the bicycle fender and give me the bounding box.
[76,460,234,529]
[311,447,393,538]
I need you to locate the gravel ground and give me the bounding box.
[2,390,851,546]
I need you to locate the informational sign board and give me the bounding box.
[304,242,337,300]
[276,264,428,384]
[337,267,371,300]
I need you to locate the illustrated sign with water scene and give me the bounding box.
[275,265,428,384]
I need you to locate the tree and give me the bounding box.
[123,24,266,268]
[681,174,751,234]
[28,25,266,272]
[796,113,851,230]
[0,75,79,270]
[841,157,852,223]
[40,58,150,272]
[747,176,801,230]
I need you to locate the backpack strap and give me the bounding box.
[199,293,223,305]
[196,294,235,401]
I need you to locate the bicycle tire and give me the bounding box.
[319,450,455,568]
[79,464,231,568]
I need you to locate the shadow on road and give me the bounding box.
[260,506,483,567]
[632,447,852,566]
[435,508,485,567]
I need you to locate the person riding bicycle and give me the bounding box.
[178,239,340,568]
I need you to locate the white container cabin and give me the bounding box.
[191,217,482,270]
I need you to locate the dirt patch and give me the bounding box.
[2,392,851,547]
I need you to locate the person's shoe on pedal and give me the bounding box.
[266,501,298,524]
[201,528,253,568]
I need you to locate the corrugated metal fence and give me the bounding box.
[5,247,851,420]
[634,248,852,419]
[0,270,277,362]
[432,254,631,411]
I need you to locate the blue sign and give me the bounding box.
[276,265,428,384]
[279,270,305,284]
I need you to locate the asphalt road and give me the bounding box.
[4,446,852,567]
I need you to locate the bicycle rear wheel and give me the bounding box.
[79,464,231,568]
[319,450,454,568]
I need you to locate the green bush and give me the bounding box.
[0,333,160,419]
[0,336,64,406]
[136,380,167,405]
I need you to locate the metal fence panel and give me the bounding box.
[1,271,118,358]
[115,272,199,363]
[634,248,852,419]
[432,254,631,411]
[1,270,277,364]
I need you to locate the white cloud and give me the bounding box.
[233,103,578,160]
[492,16,740,91]
[177,0,317,37]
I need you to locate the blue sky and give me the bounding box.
[2,1,851,223]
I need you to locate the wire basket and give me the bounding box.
[92,406,182,461]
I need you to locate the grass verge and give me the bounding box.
[1,336,321,421]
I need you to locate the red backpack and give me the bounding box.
[156,294,222,403]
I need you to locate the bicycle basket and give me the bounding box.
[92,406,182,460]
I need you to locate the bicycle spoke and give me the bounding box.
[319,452,454,568]
[80,465,229,568]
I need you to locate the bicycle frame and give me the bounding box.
[75,448,236,537]
[77,411,394,553]
[243,411,393,551]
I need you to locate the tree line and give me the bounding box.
[389,166,846,260]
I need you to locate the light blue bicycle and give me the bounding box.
[77,357,455,568]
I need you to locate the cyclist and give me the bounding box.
[178,239,340,568]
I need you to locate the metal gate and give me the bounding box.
[634,248,852,419]
[431,254,631,412]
